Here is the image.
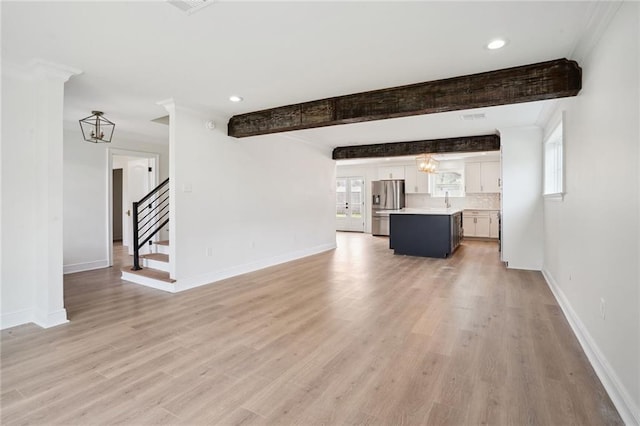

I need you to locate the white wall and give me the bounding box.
[161,102,336,289]
[63,126,169,273]
[542,3,639,424]
[1,70,38,328]
[1,62,80,329]
[500,126,544,270]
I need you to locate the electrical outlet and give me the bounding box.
[249,241,255,249]
[206,247,213,257]
[600,298,606,319]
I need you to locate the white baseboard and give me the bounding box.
[33,308,69,329]
[2,308,69,330]
[175,242,337,292]
[505,261,543,271]
[542,268,640,426]
[1,308,34,330]
[120,243,336,294]
[64,259,110,274]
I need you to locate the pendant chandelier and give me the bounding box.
[79,111,115,143]
[416,154,438,173]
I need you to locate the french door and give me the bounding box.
[336,177,365,232]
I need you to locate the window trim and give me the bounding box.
[543,113,565,198]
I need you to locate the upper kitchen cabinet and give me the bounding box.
[404,165,430,194]
[465,161,501,193]
[377,166,405,180]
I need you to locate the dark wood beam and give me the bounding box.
[228,58,581,138]
[332,134,500,160]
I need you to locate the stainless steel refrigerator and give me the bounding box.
[371,180,405,236]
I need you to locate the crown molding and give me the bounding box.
[28,59,82,82]
[569,1,623,63]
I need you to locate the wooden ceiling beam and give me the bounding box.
[332,134,500,160]
[228,58,581,138]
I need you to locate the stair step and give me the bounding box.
[122,266,176,283]
[152,241,170,255]
[140,253,169,263]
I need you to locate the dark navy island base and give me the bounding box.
[389,212,462,258]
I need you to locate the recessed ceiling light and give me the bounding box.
[229,95,243,102]
[487,39,507,50]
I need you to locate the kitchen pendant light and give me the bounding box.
[416,154,438,173]
[79,111,115,143]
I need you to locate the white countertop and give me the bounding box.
[377,208,463,216]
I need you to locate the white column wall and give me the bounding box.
[162,101,336,289]
[32,63,70,327]
[499,126,544,270]
[541,3,639,423]
[1,70,38,328]
[1,61,80,329]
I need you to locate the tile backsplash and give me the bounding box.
[406,193,500,210]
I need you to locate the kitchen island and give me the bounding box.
[388,208,463,258]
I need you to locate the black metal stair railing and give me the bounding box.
[132,178,169,271]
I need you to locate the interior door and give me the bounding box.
[124,158,153,254]
[336,177,365,232]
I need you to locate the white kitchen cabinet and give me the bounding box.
[489,211,500,238]
[463,210,498,238]
[464,161,501,193]
[465,163,482,193]
[482,162,501,193]
[404,165,430,194]
[475,216,490,237]
[378,166,405,180]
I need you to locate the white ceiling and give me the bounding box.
[1,1,602,148]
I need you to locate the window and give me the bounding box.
[544,120,563,195]
[431,169,464,197]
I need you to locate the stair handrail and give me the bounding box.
[132,178,169,271]
[138,177,169,205]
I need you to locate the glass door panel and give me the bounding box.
[336,178,347,218]
[349,178,363,219]
[336,177,365,232]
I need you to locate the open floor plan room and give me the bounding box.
[0,234,622,425]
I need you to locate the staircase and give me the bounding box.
[121,178,177,292]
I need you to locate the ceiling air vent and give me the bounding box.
[167,0,215,15]
[460,113,486,121]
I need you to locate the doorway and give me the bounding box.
[336,177,365,232]
[108,149,160,267]
[112,169,123,242]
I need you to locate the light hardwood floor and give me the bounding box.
[1,234,622,425]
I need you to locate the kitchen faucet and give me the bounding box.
[445,191,451,209]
